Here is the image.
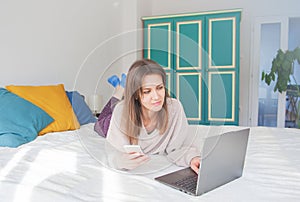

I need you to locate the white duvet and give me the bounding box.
[0,124,300,202]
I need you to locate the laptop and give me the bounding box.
[155,128,250,196]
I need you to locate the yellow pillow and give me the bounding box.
[6,84,80,135]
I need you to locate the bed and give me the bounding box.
[1,123,300,202]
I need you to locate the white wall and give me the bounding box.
[0,0,139,106]
[139,0,300,126]
[1,0,299,126]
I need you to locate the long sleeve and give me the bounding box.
[94,97,120,137]
[163,100,200,167]
[105,98,200,169]
[105,101,131,169]
[106,100,130,150]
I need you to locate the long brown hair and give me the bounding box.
[122,59,169,144]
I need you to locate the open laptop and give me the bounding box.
[155,128,250,196]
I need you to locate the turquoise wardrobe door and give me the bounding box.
[206,12,240,124]
[174,17,203,123]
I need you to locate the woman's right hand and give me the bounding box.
[116,152,150,170]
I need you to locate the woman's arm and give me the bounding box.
[105,102,149,170]
[164,99,201,168]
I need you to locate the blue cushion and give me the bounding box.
[66,91,97,125]
[0,88,54,148]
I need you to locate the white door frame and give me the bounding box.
[249,16,289,127]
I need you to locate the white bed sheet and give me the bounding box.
[0,124,300,202]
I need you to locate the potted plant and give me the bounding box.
[261,46,300,127]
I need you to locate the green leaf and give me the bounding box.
[294,47,300,64]
[277,49,284,60]
[261,72,265,81]
[294,47,300,60]
[274,83,278,92]
[266,76,271,85]
[262,47,300,93]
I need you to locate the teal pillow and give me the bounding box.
[0,88,54,148]
[66,91,97,125]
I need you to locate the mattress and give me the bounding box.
[0,124,300,202]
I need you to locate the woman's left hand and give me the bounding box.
[190,156,200,174]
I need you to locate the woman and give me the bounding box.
[106,59,200,173]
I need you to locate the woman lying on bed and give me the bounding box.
[94,59,200,173]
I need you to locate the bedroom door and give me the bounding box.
[250,17,291,127]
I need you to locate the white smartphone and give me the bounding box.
[123,145,144,155]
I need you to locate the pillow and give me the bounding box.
[6,84,80,135]
[66,91,97,125]
[0,88,54,147]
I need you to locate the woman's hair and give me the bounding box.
[122,59,169,144]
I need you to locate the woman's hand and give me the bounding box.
[116,152,150,170]
[190,156,200,174]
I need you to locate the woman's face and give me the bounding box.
[140,74,165,113]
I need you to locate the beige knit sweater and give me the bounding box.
[106,98,200,168]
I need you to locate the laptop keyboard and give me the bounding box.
[174,175,197,193]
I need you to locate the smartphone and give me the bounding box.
[123,145,144,155]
